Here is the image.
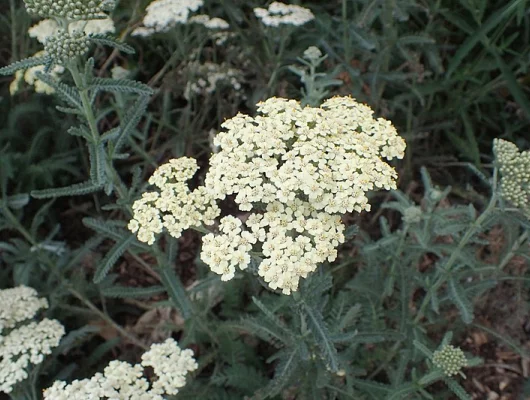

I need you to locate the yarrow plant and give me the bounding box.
[43,338,198,398]
[0,286,65,394]
[129,96,406,293]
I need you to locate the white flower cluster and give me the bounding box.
[184,62,243,100]
[0,286,65,394]
[493,139,530,217]
[141,338,199,395]
[189,14,229,30]
[128,157,220,245]
[130,96,405,294]
[132,0,204,37]
[29,17,115,44]
[0,286,48,331]
[254,2,315,27]
[43,338,198,399]
[202,202,345,293]
[207,97,405,214]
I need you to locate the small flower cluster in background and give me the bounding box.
[184,62,243,100]
[254,2,315,27]
[129,96,406,294]
[493,139,530,217]
[43,338,198,398]
[0,286,65,394]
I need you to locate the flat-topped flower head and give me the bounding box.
[206,96,405,215]
[23,0,115,20]
[44,338,197,399]
[128,157,220,245]
[432,345,467,377]
[493,139,530,217]
[0,286,48,333]
[254,2,314,27]
[0,286,65,394]
[44,31,91,64]
[132,0,204,36]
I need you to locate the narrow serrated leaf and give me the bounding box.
[102,285,165,298]
[159,267,193,319]
[0,56,49,75]
[94,235,135,283]
[88,34,135,54]
[303,303,339,372]
[90,78,153,96]
[448,277,474,324]
[31,181,103,198]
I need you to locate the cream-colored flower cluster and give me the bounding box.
[202,201,345,293]
[132,0,204,37]
[0,286,65,394]
[189,14,229,30]
[29,17,115,44]
[141,338,199,395]
[129,96,405,294]
[493,139,530,217]
[184,62,243,100]
[128,157,220,245]
[207,97,405,214]
[254,2,315,27]
[43,338,197,399]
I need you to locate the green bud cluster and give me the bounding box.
[432,345,467,377]
[402,206,422,224]
[44,31,90,64]
[493,139,530,217]
[23,0,115,20]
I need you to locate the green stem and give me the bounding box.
[68,63,100,144]
[497,229,529,271]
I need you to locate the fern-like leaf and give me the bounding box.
[90,78,153,96]
[113,95,151,156]
[444,378,471,400]
[35,72,82,108]
[159,266,193,319]
[303,303,339,372]
[0,55,49,75]
[31,181,103,198]
[82,217,125,239]
[102,284,165,298]
[93,235,135,283]
[88,34,135,54]
[448,277,474,324]
[252,297,293,341]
